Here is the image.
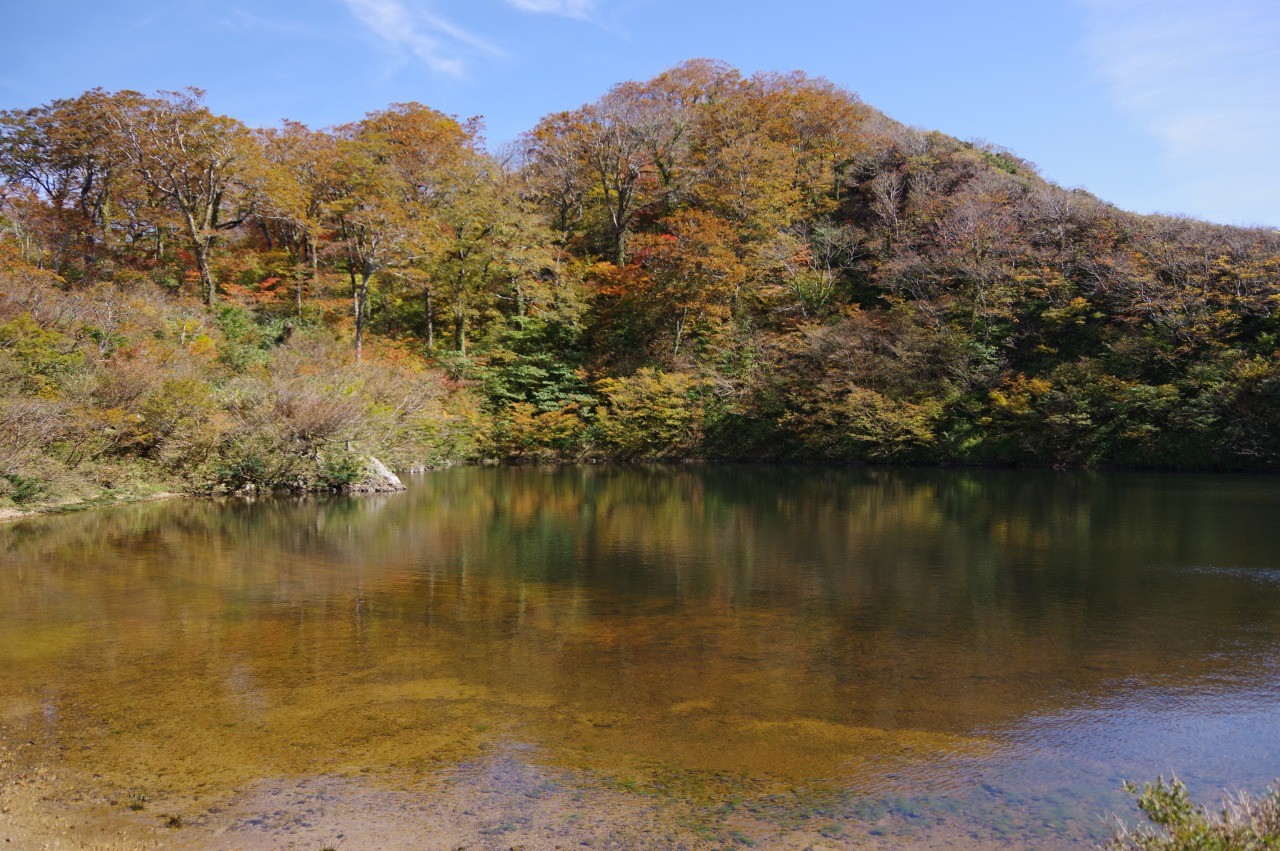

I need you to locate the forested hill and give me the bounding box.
[2,60,1280,506]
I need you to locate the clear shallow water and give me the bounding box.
[2,465,1280,846]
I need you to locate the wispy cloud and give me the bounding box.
[218,8,324,39]
[1078,0,1280,225]
[339,0,504,76]
[505,0,595,21]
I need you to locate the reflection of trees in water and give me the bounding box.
[2,466,1279,771]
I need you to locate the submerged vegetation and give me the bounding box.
[2,60,1280,507]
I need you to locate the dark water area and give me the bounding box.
[3,466,1280,846]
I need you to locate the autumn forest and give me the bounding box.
[3,59,1280,506]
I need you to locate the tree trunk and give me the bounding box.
[355,268,371,362]
[425,285,434,350]
[613,229,626,265]
[300,234,318,317]
[81,227,97,282]
[194,241,215,306]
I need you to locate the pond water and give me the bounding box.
[2,466,1280,848]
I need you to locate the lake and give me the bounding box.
[2,465,1279,848]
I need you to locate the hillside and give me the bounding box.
[3,60,1280,510]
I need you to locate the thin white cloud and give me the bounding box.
[1078,0,1280,225]
[340,0,504,76]
[505,0,595,21]
[219,9,323,39]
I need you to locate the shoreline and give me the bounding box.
[0,491,185,525]
[0,747,1059,850]
[4,458,1276,526]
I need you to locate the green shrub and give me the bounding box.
[0,314,85,393]
[211,451,269,491]
[2,472,51,504]
[594,369,705,460]
[490,402,588,462]
[214,304,272,372]
[1106,776,1280,850]
[319,451,364,489]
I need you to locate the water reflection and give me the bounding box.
[2,466,1279,844]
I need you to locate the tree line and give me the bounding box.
[2,60,1280,504]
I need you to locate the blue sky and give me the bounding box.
[2,0,1277,227]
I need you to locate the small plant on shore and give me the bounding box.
[1105,776,1280,849]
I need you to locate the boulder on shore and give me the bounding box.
[348,456,405,493]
